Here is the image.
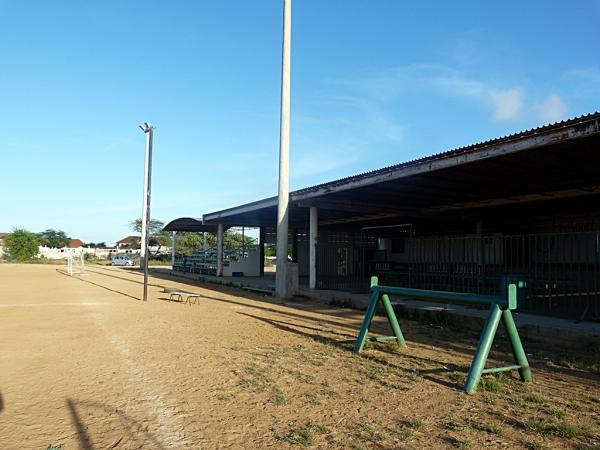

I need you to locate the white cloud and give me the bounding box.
[533,94,569,123]
[328,65,570,125]
[488,88,525,122]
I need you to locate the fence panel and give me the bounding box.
[316,231,600,320]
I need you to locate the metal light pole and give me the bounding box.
[139,122,154,302]
[275,0,292,299]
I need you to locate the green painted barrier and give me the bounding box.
[354,276,532,394]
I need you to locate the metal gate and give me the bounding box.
[316,232,377,292]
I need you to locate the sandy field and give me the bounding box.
[0,264,598,449]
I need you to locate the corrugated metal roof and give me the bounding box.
[201,111,600,222]
[292,111,600,196]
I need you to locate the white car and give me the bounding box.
[111,255,135,266]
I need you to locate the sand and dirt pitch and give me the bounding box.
[0,264,598,449]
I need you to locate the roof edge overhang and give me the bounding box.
[203,196,278,223]
[291,113,600,202]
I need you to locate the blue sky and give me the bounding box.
[1,1,599,244]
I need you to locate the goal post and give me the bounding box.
[67,249,85,275]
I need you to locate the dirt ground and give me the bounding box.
[0,264,598,449]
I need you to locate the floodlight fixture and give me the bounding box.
[139,122,154,133]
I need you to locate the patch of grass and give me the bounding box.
[406,419,425,431]
[238,363,272,392]
[556,353,600,374]
[320,382,340,399]
[449,372,466,384]
[407,370,422,383]
[478,377,503,393]
[469,422,503,435]
[484,395,497,405]
[509,395,526,407]
[442,420,464,431]
[354,420,384,443]
[394,428,414,440]
[574,444,597,450]
[525,394,549,405]
[477,372,511,393]
[270,388,289,406]
[447,435,474,448]
[526,417,548,434]
[46,445,65,450]
[525,440,547,449]
[526,418,590,439]
[278,423,329,446]
[285,368,315,384]
[305,393,320,406]
[567,401,583,411]
[548,422,590,439]
[546,408,566,419]
[365,364,388,382]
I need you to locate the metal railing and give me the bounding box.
[317,231,600,320]
[173,245,259,276]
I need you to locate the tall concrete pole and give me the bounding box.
[139,122,154,302]
[275,0,292,299]
[309,206,317,289]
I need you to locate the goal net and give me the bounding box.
[67,250,85,275]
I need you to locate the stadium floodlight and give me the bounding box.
[139,122,155,302]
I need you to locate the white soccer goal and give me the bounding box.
[67,250,85,275]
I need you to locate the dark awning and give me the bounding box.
[163,217,220,233]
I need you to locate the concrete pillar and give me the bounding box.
[309,206,317,289]
[203,232,208,251]
[217,224,224,277]
[259,227,265,277]
[171,231,177,267]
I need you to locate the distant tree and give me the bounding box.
[129,218,166,237]
[224,230,255,248]
[4,229,40,261]
[172,232,204,256]
[37,229,70,248]
[129,218,170,256]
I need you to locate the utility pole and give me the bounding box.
[139,122,154,302]
[275,0,292,299]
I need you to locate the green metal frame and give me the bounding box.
[354,276,532,394]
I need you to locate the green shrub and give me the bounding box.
[4,229,40,261]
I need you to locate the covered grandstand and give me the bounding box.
[166,112,600,320]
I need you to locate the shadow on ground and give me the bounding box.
[83,266,600,386]
[66,398,166,450]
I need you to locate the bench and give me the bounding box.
[354,276,532,394]
[168,291,201,305]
